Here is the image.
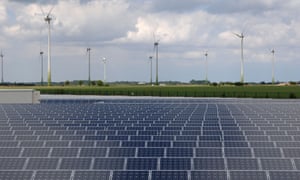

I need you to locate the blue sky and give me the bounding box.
[1,0,300,83]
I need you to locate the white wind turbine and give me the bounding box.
[40,6,55,86]
[149,56,153,85]
[87,48,91,86]
[204,51,208,82]
[0,51,4,83]
[233,32,245,83]
[40,51,44,86]
[153,33,160,85]
[271,49,275,84]
[102,57,107,84]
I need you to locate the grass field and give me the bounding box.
[1,85,299,99]
[26,85,299,99]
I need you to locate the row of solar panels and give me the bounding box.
[0,147,300,158]
[1,157,300,170]
[0,170,299,180]
[0,140,300,148]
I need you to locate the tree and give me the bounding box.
[78,80,83,86]
[64,80,70,86]
[97,80,103,86]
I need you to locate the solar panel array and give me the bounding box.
[0,98,300,180]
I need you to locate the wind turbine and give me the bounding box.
[149,56,153,85]
[102,57,107,84]
[40,51,44,85]
[153,33,160,85]
[233,32,245,83]
[0,51,4,84]
[40,6,55,86]
[271,49,275,84]
[87,48,91,86]
[204,51,208,82]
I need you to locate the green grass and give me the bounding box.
[1,85,299,99]
[28,85,300,99]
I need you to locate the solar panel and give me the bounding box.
[225,148,252,157]
[194,158,225,170]
[126,158,157,170]
[191,171,227,180]
[166,148,193,157]
[152,171,187,180]
[269,171,300,180]
[22,148,50,157]
[254,148,282,157]
[160,158,191,170]
[34,171,72,180]
[3,97,300,179]
[261,158,293,170]
[0,148,21,157]
[0,158,26,169]
[93,158,124,170]
[227,158,259,170]
[26,158,59,170]
[196,148,222,157]
[0,171,33,180]
[60,158,91,169]
[74,171,110,180]
[112,171,148,180]
[138,148,164,157]
[230,171,267,180]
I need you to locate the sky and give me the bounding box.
[0,0,300,83]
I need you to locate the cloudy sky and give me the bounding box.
[1,0,300,83]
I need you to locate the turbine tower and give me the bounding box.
[153,34,159,85]
[40,51,44,86]
[204,51,208,82]
[102,57,107,84]
[149,56,153,85]
[234,32,245,83]
[271,49,275,84]
[40,6,55,86]
[87,48,91,86]
[0,51,4,84]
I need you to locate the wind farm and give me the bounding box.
[0,1,299,98]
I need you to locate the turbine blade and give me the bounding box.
[232,32,242,38]
[48,6,55,16]
[39,6,46,16]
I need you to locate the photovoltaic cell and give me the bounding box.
[126,158,157,170]
[112,171,148,180]
[0,171,33,180]
[160,158,191,170]
[230,171,267,180]
[269,171,300,180]
[74,171,110,180]
[93,158,124,170]
[227,158,259,170]
[34,171,72,180]
[191,171,227,180]
[152,171,188,180]
[194,158,225,170]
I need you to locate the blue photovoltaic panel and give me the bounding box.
[194,158,225,170]
[74,171,110,180]
[230,171,267,180]
[1,98,300,180]
[191,171,227,180]
[152,171,188,180]
[112,171,148,180]
[160,158,191,170]
[126,158,157,170]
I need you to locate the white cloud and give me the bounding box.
[1,0,300,82]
